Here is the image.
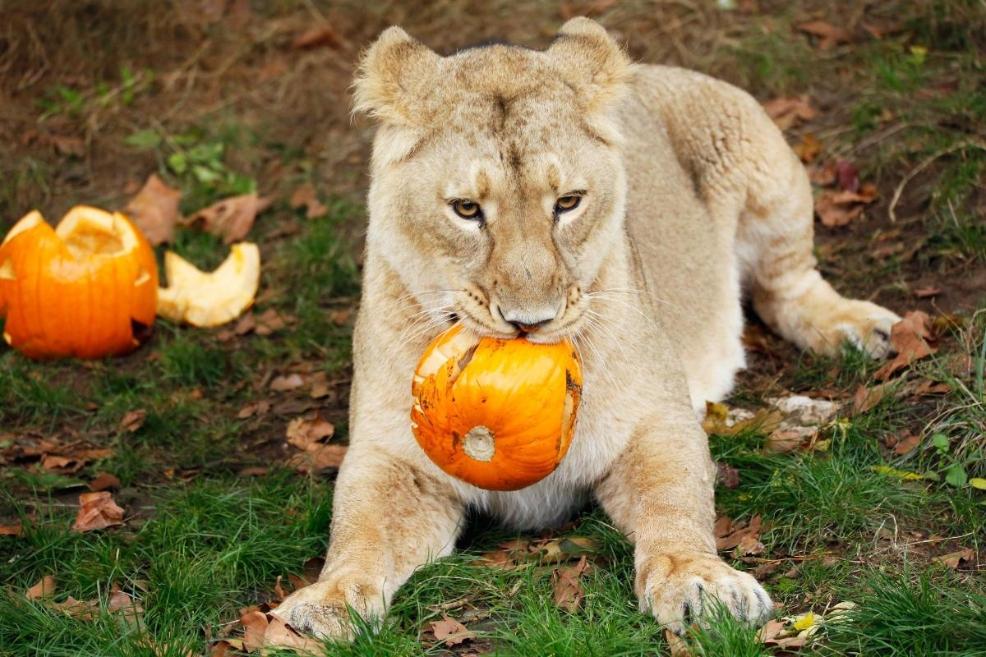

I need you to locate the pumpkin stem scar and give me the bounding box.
[463,425,495,462]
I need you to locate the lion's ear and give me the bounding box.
[548,18,630,116]
[353,26,442,126]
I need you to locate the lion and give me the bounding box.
[272,18,900,642]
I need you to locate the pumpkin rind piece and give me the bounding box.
[411,325,582,491]
[157,242,260,327]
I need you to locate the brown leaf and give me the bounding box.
[26,575,56,600]
[0,521,23,536]
[934,547,975,569]
[762,95,816,130]
[913,286,941,299]
[715,515,763,554]
[238,466,269,477]
[51,595,100,620]
[237,400,272,419]
[552,555,591,611]
[797,19,851,49]
[183,193,271,244]
[292,23,343,50]
[893,431,922,456]
[263,615,323,654]
[119,409,147,433]
[254,309,288,336]
[270,374,304,392]
[107,585,144,622]
[290,444,347,473]
[289,183,328,219]
[430,615,475,646]
[124,174,182,246]
[286,416,335,450]
[874,311,937,381]
[72,491,125,533]
[836,159,860,192]
[764,428,809,454]
[51,134,85,157]
[89,472,121,492]
[210,641,233,657]
[42,455,74,470]
[852,383,892,415]
[757,618,786,643]
[793,133,822,163]
[240,609,269,652]
[816,185,878,227]
[716,462,741,489]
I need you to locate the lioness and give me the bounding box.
[274,18,900,640]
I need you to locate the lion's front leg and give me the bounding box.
[595,415,773,634]
[272,447,465,642]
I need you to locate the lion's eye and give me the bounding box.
[450,199,483,221]
[554,194,582,215]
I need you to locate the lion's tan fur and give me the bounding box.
[273,18,899,640]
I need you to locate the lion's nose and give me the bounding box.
[498,306,556,333]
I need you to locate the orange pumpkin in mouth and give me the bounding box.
[0,206,158,359]
[411,324,582,491]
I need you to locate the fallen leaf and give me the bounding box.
[89,472,121,492]
[852,382,892,415]
[797,19,851,49]
[263,615,323,654]
[835,159,860,192]
[119,409,147,433]
[765,428,810,454]
[124,174,182,246]
[286,416,335,450]
[290,444,347,473]
[0,521,23,536]
[762,95,817,130]
[26,575,56,600]
[42,455,74,470]
[254,309,288,336]
[183,193,271,244]
[270,374,305,392]
[237,400,272,419]
[238,466,268,477]
[874,311,937,381]
[292,23,343,50]
[716,461,740,489]
[51,134,85,157]
[430,615,475,646]
[970,478,986,490]
[816,185,878,227]
[934,547,974,569]
[892,431,922,456]
[327,308,353,325]
[913,286,941,298]
[240,609,269,652]
[72,491,125,532]
[289,183,328,219]
[757,618,785,643]
[715,515,764,555]
[553,556,591,611]
[107,585,144,623]
[210,641,234,657]
[793,133,822,163]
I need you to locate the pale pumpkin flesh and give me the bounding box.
[411,325,582,491]
[156,242,260,328]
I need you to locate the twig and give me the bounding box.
[888,140,986,223]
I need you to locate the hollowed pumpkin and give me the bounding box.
[0,206,157,359]
[157,242,260,328]
[411,325,582,491]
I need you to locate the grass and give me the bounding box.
[2,1,985,656]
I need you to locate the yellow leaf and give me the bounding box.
[793,611,817,632]
[870,465,927,481]
[970,478,986,490]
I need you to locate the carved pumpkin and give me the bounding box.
[411,325,582,491]
[0,206,157,359]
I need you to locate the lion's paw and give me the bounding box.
[829,300,900,359]
[637,551,773,634]
[270,575,382,643]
